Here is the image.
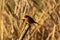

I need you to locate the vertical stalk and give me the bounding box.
[0,0,5,40]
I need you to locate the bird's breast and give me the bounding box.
[25,18,29,23]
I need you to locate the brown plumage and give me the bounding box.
[21,15,40,40]
[23,15,39,25]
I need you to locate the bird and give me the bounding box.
[23,15,40,25]
[21,15,40,40]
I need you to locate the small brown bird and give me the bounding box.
[23,15,39,25]
[21,15,40,40]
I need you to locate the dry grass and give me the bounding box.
[0,0,60,40]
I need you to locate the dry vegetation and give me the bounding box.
[0,0,60,40]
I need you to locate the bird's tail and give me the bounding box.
[35,22,40,25]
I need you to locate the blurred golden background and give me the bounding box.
[0,0,60,40]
